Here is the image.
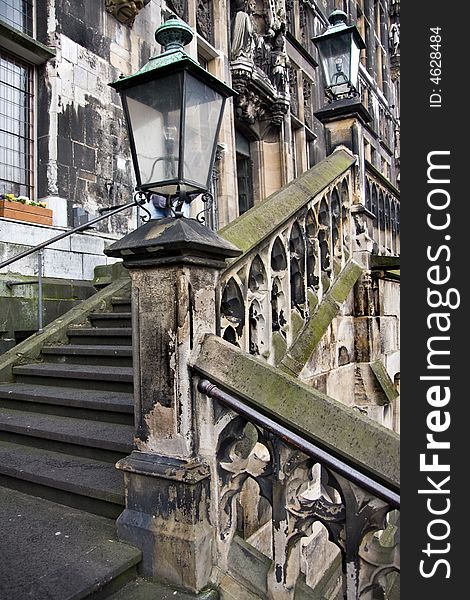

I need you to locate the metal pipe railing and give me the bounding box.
[1,198,141,332]
[197,378,400,508]
[0,199,139,271]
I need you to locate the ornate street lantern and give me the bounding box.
[110,16,235,214]
[312,10,366,101]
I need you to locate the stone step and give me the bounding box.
[12,363,133,393]
[111,297,132,313]
[0,441,124,516]
[41,344,133,367]
[0,486,140,600]
[0,382,133,424]
[67,327,132,346]
[106,579,199,599]
[0,407,133,459]
[88,312,132,328]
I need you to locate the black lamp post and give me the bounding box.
[110,15,235,216]
[312,10,365,102]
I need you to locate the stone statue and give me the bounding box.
[389,23,400,56]
[231,0,255,61]
[270,22,288,92]
[105,0,151,28]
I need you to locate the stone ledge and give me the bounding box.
[191,334,399,491]
[117,451,210,484]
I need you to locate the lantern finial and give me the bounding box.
[155,15,194,52]
[328,10,348,28]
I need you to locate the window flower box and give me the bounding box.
[0,195,53,226]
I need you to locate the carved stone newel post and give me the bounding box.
[105,217,241,592]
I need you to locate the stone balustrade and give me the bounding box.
[218,149,356,364]
[192,335,400,600]
[364,163,400,257]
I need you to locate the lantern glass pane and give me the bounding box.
[183,73,223,189]
[350,40,361,88]
[319,34,352,97]
[125,72,183,191]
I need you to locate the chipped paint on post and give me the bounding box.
[105,215,241,590]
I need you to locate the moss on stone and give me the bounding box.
[371,360,399,404]
[280,260,364,376]
[328,261,363,304]
[219,149,355,259]
[93,262,128,288]
[192,334,399,489]
[333,258,342,277]
[291,310,305,340]
[321,272,331,292]
[307,289,318,313]
[272,331,287,366]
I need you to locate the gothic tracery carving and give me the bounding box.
[196,0,213,43]
[230,0,290,126]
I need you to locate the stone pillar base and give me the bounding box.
[116,451,213,593]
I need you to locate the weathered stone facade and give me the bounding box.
[0,4,400,596]
[2,0,399,256]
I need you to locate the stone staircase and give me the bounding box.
[0,294,197,599]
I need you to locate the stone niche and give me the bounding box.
[229,0,290,127]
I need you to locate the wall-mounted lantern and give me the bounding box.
[312,10,366,101]
[109,16,235,216]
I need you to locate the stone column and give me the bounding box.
[315,98,375,258]
[105,217,241,592]
[315,97,372,206]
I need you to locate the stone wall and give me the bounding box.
[0,218,120,280]
[35,0,162,234]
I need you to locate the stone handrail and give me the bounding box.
[191,334,400,599]
[218,148,357,365]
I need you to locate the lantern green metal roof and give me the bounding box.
[109,16,235,98]
[312,10,366,49]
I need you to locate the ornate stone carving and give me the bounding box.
[285,0,295,35]
[104,0,150,27]
[231,0,255,61]
[234,86,265,124]
[389,23,400,57]
[166,0,188,21]
[390,0,400,19]
[289,68,299,117]
[196,0,213,44]
[302,77,312,129]
[217,417,273,541]
[230,0,289,126]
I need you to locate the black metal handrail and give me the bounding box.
[0,198,143,332]
[197,378,400,508]
[0,198,141,271]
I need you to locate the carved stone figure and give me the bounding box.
[270,23,288,93]
[389,23,400,56]
[231,0,255,61]
[105,0,150,28]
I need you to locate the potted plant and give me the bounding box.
[0,194,53,226]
